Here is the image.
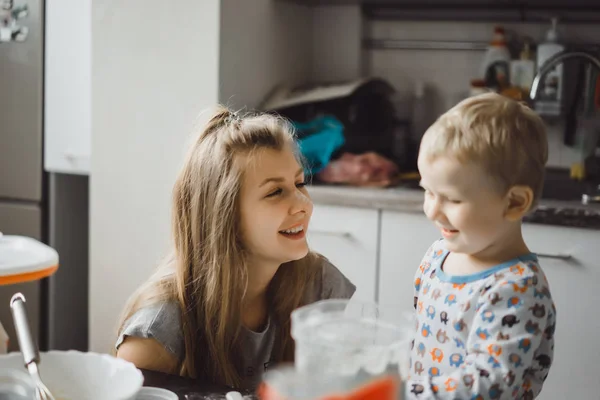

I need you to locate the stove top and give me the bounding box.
[525,206,600,230]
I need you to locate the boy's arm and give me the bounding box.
[405,275,556,399]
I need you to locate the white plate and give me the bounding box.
[0,350,144,400]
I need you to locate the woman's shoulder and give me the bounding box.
[115,300,184,360]
[305,253,356,303]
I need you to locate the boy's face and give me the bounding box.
[418,154,513,257]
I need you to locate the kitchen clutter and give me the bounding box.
[474,18,600,117]
[475,24,541,102]
[262,77,425,188]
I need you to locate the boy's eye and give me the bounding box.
[266,188,282,197]
[449,199,462,204]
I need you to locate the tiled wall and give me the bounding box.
[365,19,600,168]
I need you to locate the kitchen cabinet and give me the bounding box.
[378,211,439,313]
[523,224,600,400]
[44,0,91,174]
[377,209,600,399]
[308,205,380,302]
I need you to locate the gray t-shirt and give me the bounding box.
[115,259,355,390]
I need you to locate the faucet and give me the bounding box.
[530,50,600,101]
[531,51,600,205]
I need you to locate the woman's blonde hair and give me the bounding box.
[420,92,548,208]
[114,106,320,388]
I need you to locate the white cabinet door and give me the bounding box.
[44,0,91,174]
[308,205,379,302]
[523,224,600,400]
[379,211,439,313]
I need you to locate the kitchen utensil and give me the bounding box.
[9,292,55,400]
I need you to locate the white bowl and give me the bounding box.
[0,350,144,400]
[135,387,178,400]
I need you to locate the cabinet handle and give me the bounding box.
[535,252,572,260]
[310,229,353,239]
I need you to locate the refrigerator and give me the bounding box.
[0,0,89,352]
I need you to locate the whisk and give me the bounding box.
[10,292,57,400]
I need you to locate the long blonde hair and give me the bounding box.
[114,106,320,388]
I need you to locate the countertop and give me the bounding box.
[307,184,600,230]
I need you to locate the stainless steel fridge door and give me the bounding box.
[0,0,44,201]
[0,201,42,352]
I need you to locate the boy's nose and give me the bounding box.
[425,197,442,221]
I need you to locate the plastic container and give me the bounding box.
[261,299,414,399]
[510,41,536,92]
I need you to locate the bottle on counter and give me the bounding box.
[536,18,565,104]
[510,40,536,93]
[480,26,512,92]
[411,80,429,144]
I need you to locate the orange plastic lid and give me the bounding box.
[0,235,59,285]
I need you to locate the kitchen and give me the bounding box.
[1,0,599,399]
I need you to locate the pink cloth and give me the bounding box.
[317,152,399,187]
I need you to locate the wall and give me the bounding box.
[311,5,363,83]
[219,0,313,109]
[89,0,221,353]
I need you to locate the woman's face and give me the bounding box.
[238,147,313,267]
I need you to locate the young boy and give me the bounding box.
[406,93,556,399]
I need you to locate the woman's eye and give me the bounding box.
[296,181,307,188]
[266,188,282,197]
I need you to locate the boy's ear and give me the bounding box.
[505,185,534,221]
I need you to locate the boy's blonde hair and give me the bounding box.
[420,92,548,208]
